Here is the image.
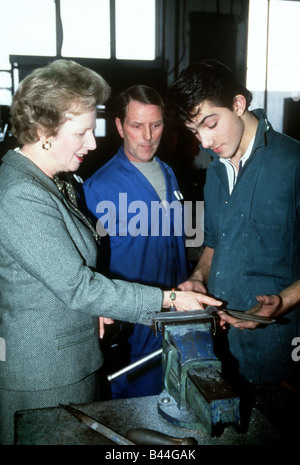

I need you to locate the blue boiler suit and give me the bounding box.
[83,147,188,397]
[203,109,300,384]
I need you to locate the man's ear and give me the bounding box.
[115,117,124,138]
[233,94,247,116]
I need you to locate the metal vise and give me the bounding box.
[152,309,240,435]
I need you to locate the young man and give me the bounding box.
[83,85,189,398]
[167,60,300,386]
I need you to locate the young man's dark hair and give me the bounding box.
[167,59,252,125]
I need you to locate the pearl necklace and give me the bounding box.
[14,147,43,175]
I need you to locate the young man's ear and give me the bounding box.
[233,95,247,116]
[115,117,124,139]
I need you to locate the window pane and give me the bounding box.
[0,89,11,107]
[267,0,300,94]
[246,0,268,95]
[115,0,156,60]
[0,0,56,69]
[95,118,106,137]
[60,0,110,59]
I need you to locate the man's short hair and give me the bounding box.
[116,85,164,124]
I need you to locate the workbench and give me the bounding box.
[15,383,299,446]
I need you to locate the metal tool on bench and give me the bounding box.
[59,404,197,445]
[60,403,135,445]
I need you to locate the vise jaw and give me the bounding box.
[152,310,240,435]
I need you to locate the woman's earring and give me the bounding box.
[42,141,52,151]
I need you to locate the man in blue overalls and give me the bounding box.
[167,60,300,387]
[83,85,189,398]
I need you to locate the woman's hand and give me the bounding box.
[163,289,222,311]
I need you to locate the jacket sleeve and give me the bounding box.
[0,180,163,324]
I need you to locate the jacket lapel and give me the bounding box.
[3,150,91,225]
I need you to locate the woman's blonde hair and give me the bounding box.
[11,59,111,144]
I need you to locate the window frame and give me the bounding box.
[9,0,164,95]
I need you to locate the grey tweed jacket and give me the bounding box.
[0,150,162,391]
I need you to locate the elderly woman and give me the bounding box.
[0,60,221,444]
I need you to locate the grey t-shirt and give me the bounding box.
[131,157,166,202]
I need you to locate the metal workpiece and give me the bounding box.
[152,307,276,334]
[219,308,276,324]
